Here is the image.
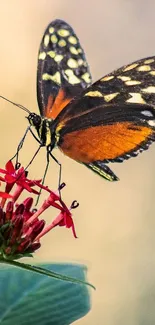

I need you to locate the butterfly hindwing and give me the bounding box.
[83,161,119,181]
[55,55,155,121]
[37,19,92,119]
[83,55,155,105]
[52,55,155,182]
[55,100,155,181]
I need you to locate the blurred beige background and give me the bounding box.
[1,1,155,324]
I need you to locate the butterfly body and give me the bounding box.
[27,19,155,181]
[28,113,54,147]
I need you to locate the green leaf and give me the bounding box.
[0,259,95,289]
[0,263,91,325]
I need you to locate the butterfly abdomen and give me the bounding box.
[39,118,58,148]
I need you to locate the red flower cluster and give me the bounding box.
[0,160,78,260]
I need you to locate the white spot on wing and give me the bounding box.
[77,48,82,53]
[57,29,70,37]
[49,27,55,34]
[85,91,103,97]
[47,51,55,58]
[44,34,50,47]
[137,65,151,72]
[141,110,153,117]
[104,93,119,102]
[54,54,63,62]
[42,72,61,85]
[65,69,81,84]
[144,59,154,64]
[70,46,78,55]
[127,93,146,104]
[101,75,114,81]
[142,86,155,93]
[123,63,138,72]
[125,80,141,86]
[58,39,66,47]
[117,76,131,81]
[68,36,77,44]
[148,120,155,127]
[78,59,84,66]
[39,52,46,60]
[81,72,91,83]
[67,58,78,68]
[51,34,58,43]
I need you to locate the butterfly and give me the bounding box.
[2,19,155,182]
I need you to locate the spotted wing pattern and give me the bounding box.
[83,56,155,106]
[37,19,92,119]
[56,56,155,121]
[53,56,155,180]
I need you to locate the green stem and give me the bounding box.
[0,259,95,289]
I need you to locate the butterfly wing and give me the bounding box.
[83,55,155,106]
[56,55,155,119]
[53,56,155,180]
[37,19,92,120]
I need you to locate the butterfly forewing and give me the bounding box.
[37,19,92,119]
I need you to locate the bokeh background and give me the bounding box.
[1,1,155,324]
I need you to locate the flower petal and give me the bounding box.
[0,192,12,198]
[6,160,15,174]
[5,174,15,183]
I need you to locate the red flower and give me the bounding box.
[0,160,78,260]
[35,191,78,239]
[0,160,40,196]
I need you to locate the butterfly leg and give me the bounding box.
[35,147,62,205]
[41,145,62,191]
[24,144,43,172]
[11,126,30,165]
[14,144,43,199]
[48,149,62,198]
[11,126,41,168]
[35,149,50,205]
[29,127,42,144]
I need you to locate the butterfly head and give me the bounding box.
[27,112,45,143]
[27,112,42,128]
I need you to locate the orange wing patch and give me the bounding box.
[44,88,72,119]
[59,122,154,163]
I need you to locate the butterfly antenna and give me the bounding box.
[0,95,31,114]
